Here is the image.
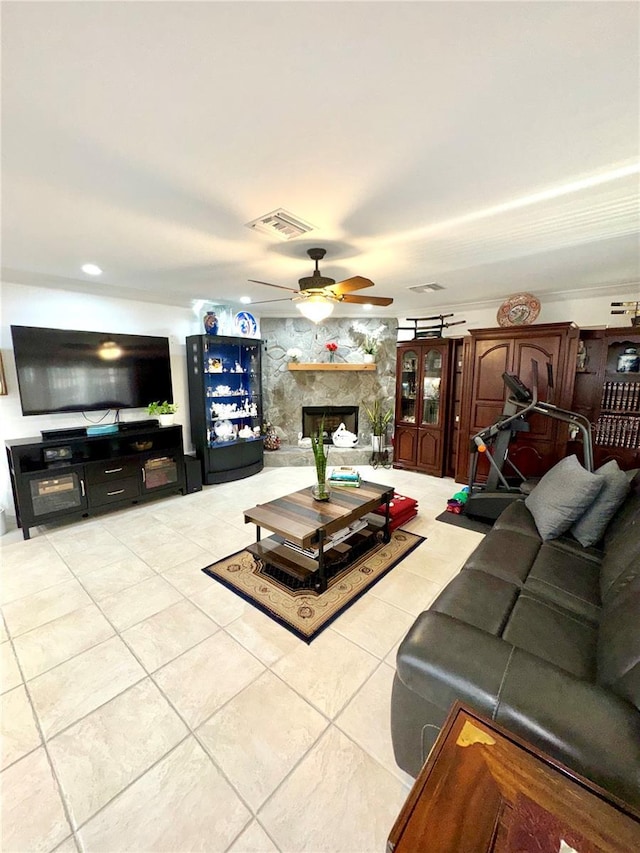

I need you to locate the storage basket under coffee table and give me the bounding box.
[244,480,394,592]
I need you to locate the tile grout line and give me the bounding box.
[4,626,81,852]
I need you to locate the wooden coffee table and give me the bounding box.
[244,480,394,591]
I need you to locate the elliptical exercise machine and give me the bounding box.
[464,361,594,522]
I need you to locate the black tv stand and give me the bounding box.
[6,424,186,539]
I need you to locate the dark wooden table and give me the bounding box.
[388,702,640,852]
[244,480,393,591]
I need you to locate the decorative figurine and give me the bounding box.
[576,340,588,372]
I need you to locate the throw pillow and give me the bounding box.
[524,455,604,541]
[571,460,631,547]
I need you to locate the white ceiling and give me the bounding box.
[2,1,639,319]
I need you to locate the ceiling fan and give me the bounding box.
[248,248,393,323]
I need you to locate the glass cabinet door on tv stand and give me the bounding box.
[186,335,264,484]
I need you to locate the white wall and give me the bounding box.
[0,281,199,518]
[398,288,639,340]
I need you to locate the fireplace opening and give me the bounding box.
[302,406,359,444]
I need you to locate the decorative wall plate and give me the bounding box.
[497,293,541,327]
[234,311,258,337]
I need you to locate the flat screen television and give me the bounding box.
[11,325,174,416]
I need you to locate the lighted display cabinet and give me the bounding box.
[186,335,264,484]
[393,339,454,476]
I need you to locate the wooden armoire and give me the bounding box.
[454,323,580,484]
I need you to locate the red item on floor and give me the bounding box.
[374,493,419,530]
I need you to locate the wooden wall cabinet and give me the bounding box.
[393,340,453,476]
[455,323,580,484]
[571,327,640,470]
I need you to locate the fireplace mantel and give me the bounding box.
[287,363,376,371]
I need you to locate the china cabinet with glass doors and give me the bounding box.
[393,339,453,476]
[186,334,264,484]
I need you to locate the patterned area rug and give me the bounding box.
[202,529,426,642]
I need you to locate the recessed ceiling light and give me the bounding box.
[82,263,102,276]
[240,296,252,304]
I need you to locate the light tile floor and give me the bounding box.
[0,466,484,853]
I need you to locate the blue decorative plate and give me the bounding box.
[234,311,258,337]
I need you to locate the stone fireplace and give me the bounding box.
[302,406,358,443]
[258,316,397,465]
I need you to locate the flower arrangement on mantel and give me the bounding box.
[350,322,386,358]
[286,347,302,363]
[325,342,338,363]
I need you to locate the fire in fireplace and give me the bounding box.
[302,406,359,444]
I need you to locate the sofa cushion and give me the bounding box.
[502,594,598,680]
[431,570,520,636]
[492,499,541,538]
[524,543,601,623]
[463,529,541,585]
[524,455,604,541]
[597,577,640,712]
[495,499,603,562]
[599,492,640,603]
[603,472,640,548]
[571,460,630,547]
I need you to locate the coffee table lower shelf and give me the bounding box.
[246,518,385,591]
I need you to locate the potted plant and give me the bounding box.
[147,400,178,427]
[364,400,393,451]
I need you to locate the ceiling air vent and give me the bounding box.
[245,208,315,240]
[408,282,445,293]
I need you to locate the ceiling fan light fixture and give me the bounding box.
[296,294,335,324]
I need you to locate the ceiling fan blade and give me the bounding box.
[245,297,294,305]
[248,279,299,293]
[340,294,394,306]
[331,276,374,294]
